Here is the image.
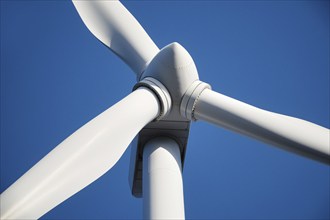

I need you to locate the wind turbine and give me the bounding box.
[0,0,330,219]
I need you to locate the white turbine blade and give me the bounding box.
[194,89,330,164]
[0,87,160,220]
[72,0,159,76]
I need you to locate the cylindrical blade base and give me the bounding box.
[143,137,185,220]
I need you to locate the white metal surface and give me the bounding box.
[0,87,160,219]
[134,77,172,120]
[72,0,159,77]
[143,137,185,220]
[193,89,330,164]
[141,42,199,96]
[141,42,199,120]
[129,120,190,198]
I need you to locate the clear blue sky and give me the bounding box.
[1,1,329,219]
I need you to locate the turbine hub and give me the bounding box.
[140,42,201,121]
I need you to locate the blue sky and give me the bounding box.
[1,1,329,219]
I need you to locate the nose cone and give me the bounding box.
[141,42,199,120]
[161,42,194,69]
[142,42,198,76]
